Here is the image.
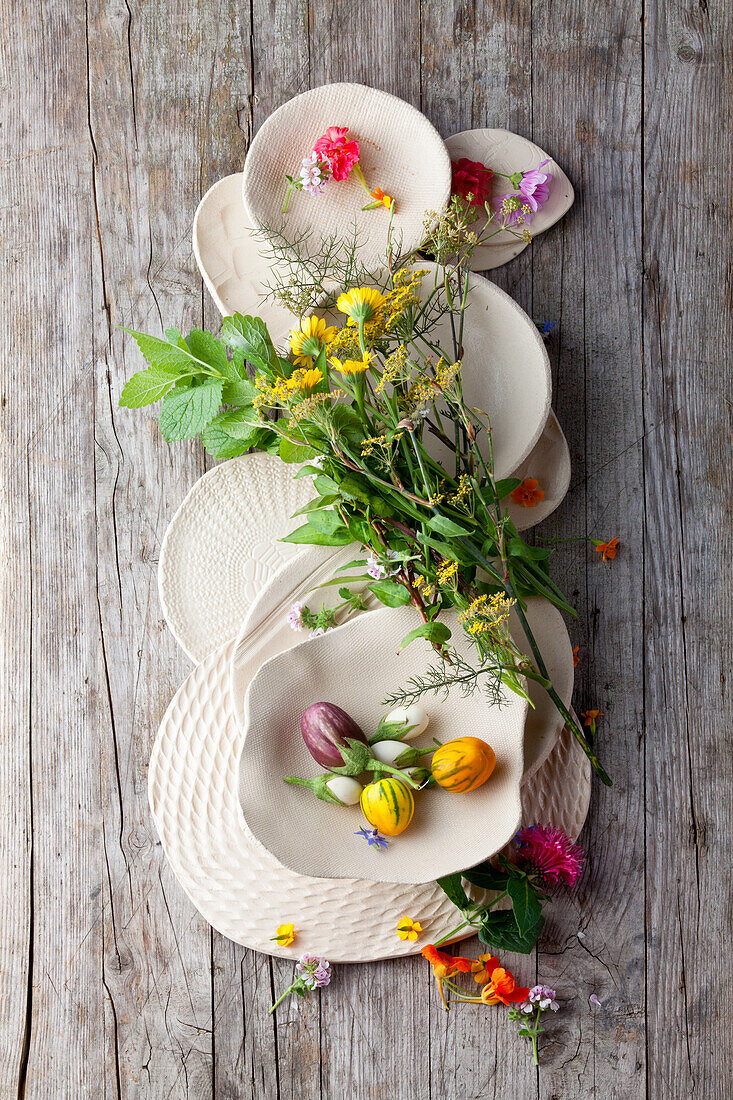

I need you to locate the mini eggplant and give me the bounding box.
[284,773,363,806]
[300,702,368,769]
[371,739,435,768]
[370,704,430,744]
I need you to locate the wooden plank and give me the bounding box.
[643,1,733,1095]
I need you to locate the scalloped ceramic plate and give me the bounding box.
[158,452,314,662]
[193,174,298,329]
[148,636,590,961]
[239,604,528,884]
[229,545,573,783]
[242,83,451,269]
[444,129,574,270]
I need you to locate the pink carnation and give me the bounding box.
[514,824,585,887]
[451,158,494,205]
[313,126,360,181]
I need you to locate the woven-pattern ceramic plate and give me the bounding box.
[445,129,575,270]
[158,452,314,662]
[242,83,451,270]
[148,637,590,961]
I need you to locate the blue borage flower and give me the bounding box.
[354,826,389,850]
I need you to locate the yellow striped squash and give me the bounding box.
[360,778,415,836]
[430,737,496,793]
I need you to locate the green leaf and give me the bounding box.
[184,328,231,375]
[222,378,258,406]
[462,861,511,892]
[313,474,341,496]
[368,580,411,607]
[478,909,545,955]
[279,437,317,464]
[305,509,344,534]
[507,875,543,937]
[435,874,471,912]
[119,366,180,408]
[200,421,251,459]
[221,314,280,374]
[122,328,198,376]
[294,464,324,480]
[213,409,263,441]
[398,621,452,652]
[281,523,352,547]
[430,514,473,537]
[507,536,552,561]
[495,477,521,500]
[291,494,339,516]
[158,380,224,442]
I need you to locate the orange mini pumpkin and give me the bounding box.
[430,736,496,793]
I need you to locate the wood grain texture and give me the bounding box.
[0,0,730,1097]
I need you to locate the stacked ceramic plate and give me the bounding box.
[150,83,589,963]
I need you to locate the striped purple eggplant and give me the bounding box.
[300,702,368,769]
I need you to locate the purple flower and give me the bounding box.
[296,954,332,989]
[366,550,401,580]
[299,154,329,196]
[528,984,559,1012]
[366,555,387,580]
[518,159,551,213]
[589,993,602,1008]
[287,602,305,631]
[354,826,389,850]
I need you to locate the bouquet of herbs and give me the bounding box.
[120,193,608,784]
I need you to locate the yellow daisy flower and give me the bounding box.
[336,287,386,325]
[272,922,296,947]
[289,315,338,366]
[329,352,372,375]
[285,367,323,393]
[396,915,423,942]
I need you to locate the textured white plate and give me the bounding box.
[240,604,527,884]
[230,545,573,783]
[193,174,298,329]
[158,452,314,662]
[507,409,572,530]
[242,83,451,270]
[148,638,590,961]
[445,129,574,270]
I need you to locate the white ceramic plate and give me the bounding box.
[507,409,571,530]
[193,174,298,329]
[230,545,574,782]
[242,83,451,270]
[445,129,575,270]
[158,452,314,662]
[148,637,590,961]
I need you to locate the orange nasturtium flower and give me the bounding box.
[422,944,474,1009]
[594,536,619,562]
[581,709,604,736]
[572,646,581,668]
[370,187,395,211]
[510,477,545,508]
[457,956,530,1006]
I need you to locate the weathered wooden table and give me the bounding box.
[2,2,730,1096]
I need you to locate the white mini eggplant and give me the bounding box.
[371,704,430,744]
[284,772,363,806]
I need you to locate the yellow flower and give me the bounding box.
[330,352,372,375]
[396,915,423,942]
[436,559,459,585]
[289,316,338,366]
[370,187,395,211]
[286,367,323,393]
[272,922,296,947]
[336,287,386,325]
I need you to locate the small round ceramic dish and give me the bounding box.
[158,452,314,662]
[242,83,451,269]
[444,129,574,270]
[148,636,590,961]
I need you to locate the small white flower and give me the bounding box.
[311,626,326,637]
[287,602,305,631]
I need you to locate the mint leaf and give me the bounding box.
[462,861,510,892]
[122,329,198,375]
[214,409,262,441]
[435,874,471,912]
[279,437,317,464]
[507,875,543,937]
[200,422,251,459]
[159,380,224,442]
[222,378,258,406]
[221,314,280,374]
[119,367,179,408]
[479,909,544,954]
[184,329,230,375]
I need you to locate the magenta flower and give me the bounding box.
[514,824,585,886]
[296,954,332,989]
[518,159,552,213]
[313,126,360,182]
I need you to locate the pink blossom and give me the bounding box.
[514,824,585,887]
[313,126,360,182]
[518,159,552,213]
